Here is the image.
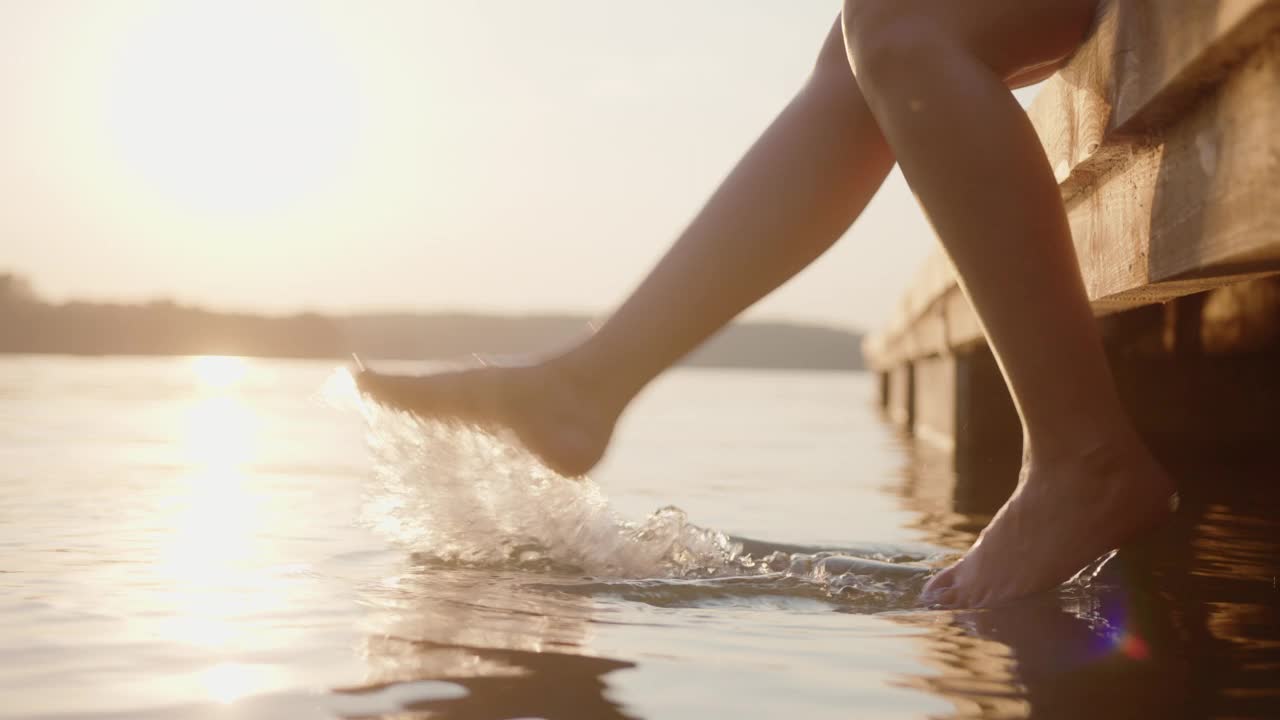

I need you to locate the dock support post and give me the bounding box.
[911,347,1022,514]
[886,362,915,432]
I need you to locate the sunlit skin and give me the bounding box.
[361,0,1175,609]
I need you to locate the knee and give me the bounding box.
[802,17,864,112]
[842,2,958,91]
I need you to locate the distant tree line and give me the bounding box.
[0,272,864,370]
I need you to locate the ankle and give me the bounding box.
[1023,407,1140,461]
[1026,427,1141,471]
[548,344,645,413]
[1024,429,1174,502]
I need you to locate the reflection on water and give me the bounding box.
[1,356,1277,719]
[351,564,636,719]
[159,358,270,654]
[890,449,1280,719]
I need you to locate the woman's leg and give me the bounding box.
[843,0,1173,607]
[360,18,896,476]
[362,1,1174,608]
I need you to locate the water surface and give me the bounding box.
[1,356,1277,718]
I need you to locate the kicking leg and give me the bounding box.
[361,18,895,476]
[843,0,1174,607]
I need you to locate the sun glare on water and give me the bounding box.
[200,662,291,705]
[128,355,304,702]
[191,355,249,390]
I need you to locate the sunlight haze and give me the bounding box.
[1,0,942,330]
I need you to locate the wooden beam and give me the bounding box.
[1075,42,1280,303]
[1037,0,1280,202]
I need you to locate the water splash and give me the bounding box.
[323,368,934,607]
[323,368,744,578]
[364,410,744,578]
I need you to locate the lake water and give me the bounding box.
[1,355,1277,719]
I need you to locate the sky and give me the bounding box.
[1,0,948,330]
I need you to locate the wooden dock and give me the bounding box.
[864,0,1280,512]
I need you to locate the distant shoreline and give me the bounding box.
[1,274,865,372]
[0,349,867,374]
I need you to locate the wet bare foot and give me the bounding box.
[356,358,625,477]
[921,435,1176,608]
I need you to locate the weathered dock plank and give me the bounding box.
[1039,0,1280,199]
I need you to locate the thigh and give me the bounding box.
[844,0,1101,82]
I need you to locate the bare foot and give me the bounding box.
[356,358,625,477]
[921,435,1176,608]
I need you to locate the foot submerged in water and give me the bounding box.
[355,358,623,478]
[921,436,1176,608]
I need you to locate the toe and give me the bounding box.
[936,586,962,609]
[355,370,390,397]
[971,590,997,609]
[356,372,441,415]
[921,565,958,606]
[947,582,978,609]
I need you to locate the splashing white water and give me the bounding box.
[323,369,743,578]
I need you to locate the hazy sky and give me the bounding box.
[1,1,952,330]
